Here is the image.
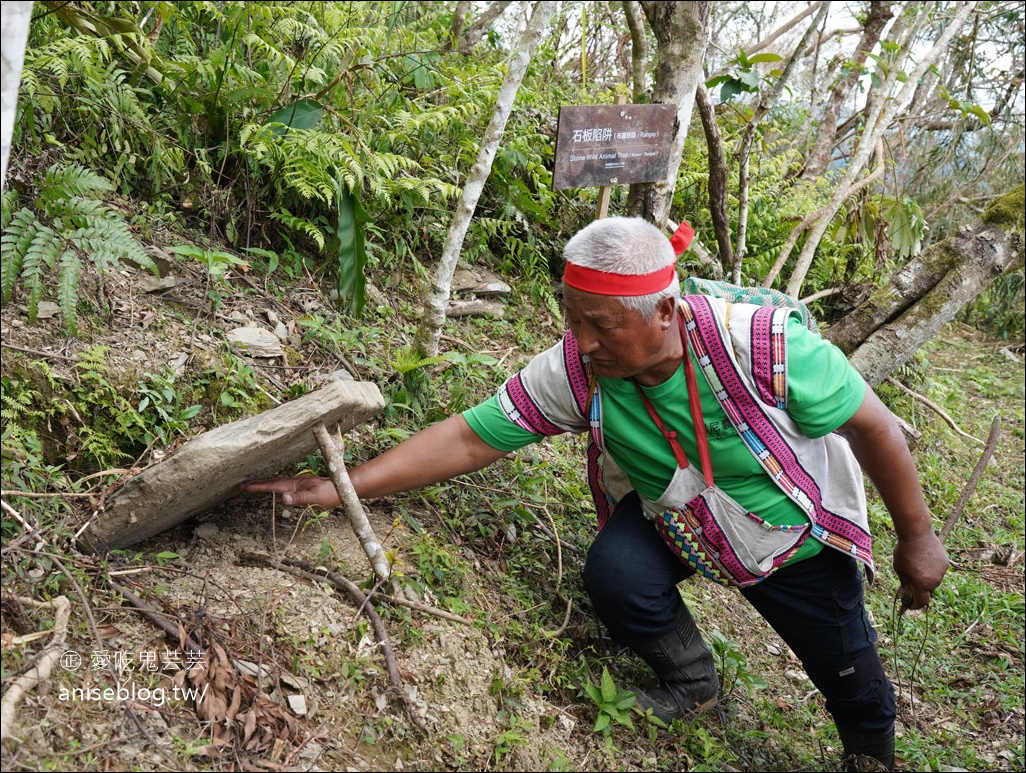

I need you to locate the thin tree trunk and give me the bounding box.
[745,1,825,57]
[622,1,648,102]
[447,1,471,50]
[734,2,831,284]
[413,1,556,360]
[448,0,514,54]
[801,1,893,180]
[694,83,733,273]
[1,1,34,192]
[627,1,710,228]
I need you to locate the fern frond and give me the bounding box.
[1,189,18,230]
[41,163,113,201]
[22,225,60,323]
[1,207,40,302]
[58,249,84,335]
[43,196,106,229]
[270,210,326,251]
[3,163,154,333]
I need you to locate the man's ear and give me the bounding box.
[655,295,678,329]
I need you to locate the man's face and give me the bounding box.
[562,285,676,383]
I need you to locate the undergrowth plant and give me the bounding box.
[1,164,157,335]
[583,666,636,738]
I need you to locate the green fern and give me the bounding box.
[1,163,157,335]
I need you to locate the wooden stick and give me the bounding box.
[900,414,1002,615]
[886,377,984,445]
[108,579,204,654]
[312,422,392,585]
[266,554,472,625]
[0,596,71,742]
[240,552,428,735]
[939,415,1002,545]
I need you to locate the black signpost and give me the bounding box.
[552,102,675,217]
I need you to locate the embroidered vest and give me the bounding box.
[574,295,874,585]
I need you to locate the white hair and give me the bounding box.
[562,216,680,319]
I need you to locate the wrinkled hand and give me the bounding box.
[893,531,949,610]
[238,476,340,509]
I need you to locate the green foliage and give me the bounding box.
[879,194,927,260]
[135,372,202,446]
[709,629,767,699]
[937,84,992,127]
[706,49,784,103]
[964,269,1025,341]
[0,371,76,538]
[192,351,272,422]
[582,666,636,736]
[491,715,530,765]
[170,243,250,309]
[1,165,157,335]
[0,346,216,477]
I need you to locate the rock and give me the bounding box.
[287,694,308,716]
[227,326,283,358]
[452,267,512,297]
[26,301,61,319]
[446,299,505,318]
[80,380,384,551]
[137,275,185,293]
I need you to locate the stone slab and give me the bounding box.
[81,380,384,552]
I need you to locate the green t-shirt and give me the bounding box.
[464,316,866,560]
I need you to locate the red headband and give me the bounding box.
[563,263,677,296]
[562,220,695,297]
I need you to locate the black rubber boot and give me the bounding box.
[837,724,895,771]
[629,605,719,723]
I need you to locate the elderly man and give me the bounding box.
[242,216,949,770]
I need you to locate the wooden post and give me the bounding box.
[594,94,628,220]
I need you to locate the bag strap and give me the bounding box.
[629,310,715,488]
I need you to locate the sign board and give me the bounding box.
[552,103,676,190]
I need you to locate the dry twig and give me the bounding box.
[241,551,429,735]
[939,415,1002,544]
[107,579,205,654]
[0,596,71,742]
[886,377,984,444]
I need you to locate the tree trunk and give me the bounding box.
[801,1,893,180]
[1,1,33,192]
[694,83,733,273]
[734,1,830,284]
[413,1,556,360]
[828,187,1025,386]
[622,1,648,102]
[447,0,514,54]
[627,1,709,228]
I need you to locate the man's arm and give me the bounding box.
[835,387,950,609]
[239,414,510,508]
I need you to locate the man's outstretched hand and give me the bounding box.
[238,476,341,509]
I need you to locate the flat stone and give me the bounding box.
[452,267,511,297]
[137,275,185,293]
[80,380,384,551]
[227,326,283,358]
[446,299,505,318]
